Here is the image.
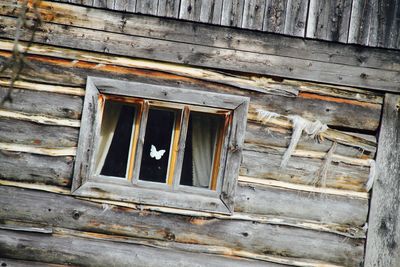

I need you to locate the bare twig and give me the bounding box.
[0,0,42,105]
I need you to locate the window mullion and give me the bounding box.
[172,106,190,190]
[131,100,150,184]
[210,112,231,191]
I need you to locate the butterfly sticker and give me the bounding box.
[150,145,166,160]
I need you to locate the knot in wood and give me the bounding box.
[72,210,81,220]
[165,231,175,241]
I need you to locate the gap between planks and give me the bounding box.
[0,181,366,239]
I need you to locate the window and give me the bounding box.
[72,77,249,214]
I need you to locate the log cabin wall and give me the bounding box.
[0,1,399,266]
[52,0,400,49]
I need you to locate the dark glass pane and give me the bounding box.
[180,112,223,188]
[139,108,176,183]
[98,101,136,178]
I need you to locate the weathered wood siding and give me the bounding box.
[0,1,392,266]
[46,0,400,49]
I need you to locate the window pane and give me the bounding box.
[139,108,176,183]
[96,101,136,178]
[180,112,224,189]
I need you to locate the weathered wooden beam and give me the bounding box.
[0,229,287,267]
[0,257,72,267]
[0,48,383,131]
[0,118,78,148]
[0,186,365,266]
[0,86,83,120]
[0,109,80,127]
[245,121,376,159]
[0,6,399,92]
[365,94,400,267]
[241,148,370,192]
[0,79,85,96]
[0,40,383,104]
[0,151,72,186]
[0,180,366,238]
[239,177,368,199]
[0,226,351,267]
[348,0,400,49]
[7,0,398,72]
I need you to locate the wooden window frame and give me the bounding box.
[72,77,249,214]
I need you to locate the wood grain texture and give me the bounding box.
[47,0,400,49]
[136,0,158,15]
[0,86,82,120]
[263,0,287,33]
[179,0,202,20]
[0,118,78,148]
[199,0,223,23]
[3,2,400,72]
[0,51,382,131]
[114,0,136,11]
[0,186,365,265]
[283,0,308,36]
[0,229,286,267]
[306,0,352,42]
[0,151,72,186]
[158,0,180,17]
[242,0,266,30]
[0,258,72,267]
[245,121,375,159]
[348,0,400,49]
[365,94,400,267]
[241,148,370,192]
[221,0,245,27]
[1,15,399,94]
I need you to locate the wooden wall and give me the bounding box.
[49,0,400,50]
[0,1,393,266]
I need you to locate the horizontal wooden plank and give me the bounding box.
[249,91,381,131]
[0,109,80,127]
[245,121,375,159]
[236,182,368,226]
[0,49,382,131]
[0,143,76,156]
[0,146,368,226]
[0,40,383,104]
[0,78,85,96]
[0,86,83,119]
[247,111,377,153]
[0,229,286,267]
[17,1,400,71]
[0,117,78,148]
[0,13,399,93]
[239,177,368,199]
[241,148,370,192]
[0,180,367,238]
[0,151,72,186]
[0,258,72,267]
[0,186,365,266]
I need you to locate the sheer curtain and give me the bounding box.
[191,115,217,188]
[95,102,122,175]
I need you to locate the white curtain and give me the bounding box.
[191,116,217,188]
[95,102,122,175]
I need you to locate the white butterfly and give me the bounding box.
[150,145,166,160]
